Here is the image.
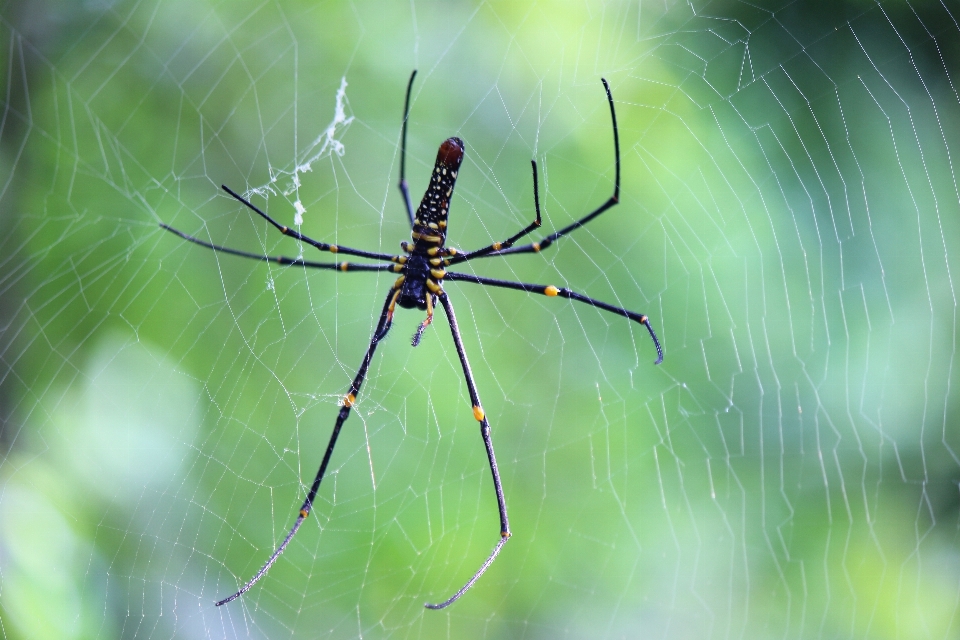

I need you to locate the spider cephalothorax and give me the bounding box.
[160,71,661,611]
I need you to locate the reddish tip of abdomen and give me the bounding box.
[438,137,464,167]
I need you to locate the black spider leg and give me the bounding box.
[222,185,397,262]
[425,292,511,610]
[444,272,663,365]
[216,286,399,606]
[443,160,542,266]
[398,70,418,227]
[159,223,396,273]
[463,77,620,261]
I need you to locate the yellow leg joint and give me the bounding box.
[300,509,309,518]
[501,531,511,538]
[472,405,485,422]
[545,285,559,296]
[343,393,356,408]
[532,242,541,252]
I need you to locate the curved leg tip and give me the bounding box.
[215,595,237,607]
[642,319,663,365]
[422,534,509,611]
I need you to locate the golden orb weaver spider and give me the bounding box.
[160,71,662,610]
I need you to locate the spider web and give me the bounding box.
[1,1,958,638]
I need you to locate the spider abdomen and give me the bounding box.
[410,137,463,251]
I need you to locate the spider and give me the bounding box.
[160,71,662,610]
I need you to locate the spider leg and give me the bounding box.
[222,185,397,262]
[216,285,399,606]
[467,78,621,260]
[425,293,511,610]
[444,160,542,266]
[399,70,418,227]
[160,223,398,273]
[410,293,435,347]
[444,271,663,365]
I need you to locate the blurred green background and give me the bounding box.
[1,0,958,638]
